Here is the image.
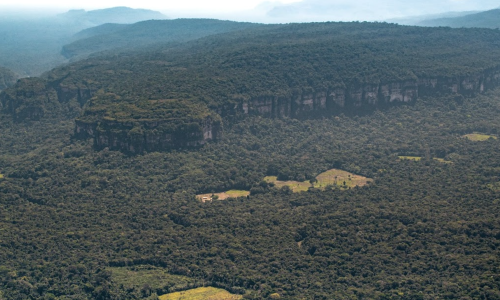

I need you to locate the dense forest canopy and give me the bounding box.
[1,19,500,299]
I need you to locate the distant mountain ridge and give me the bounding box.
[416,8,500,28]
[0,7,167,77]
[58,6,167,26]
[61,19,263,60]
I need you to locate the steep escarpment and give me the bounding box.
[3,21,500,153]
[238,69,500,118]
[74,92,222,152]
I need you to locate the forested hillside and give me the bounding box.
[61,19,263,60]
[1,20,500,299]
[0,67,18,91]
[5,22,500,152]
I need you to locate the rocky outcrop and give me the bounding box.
[3,64,500,152]
[75,116,221,153]
[237,69,500,118]
[0,78,59,121]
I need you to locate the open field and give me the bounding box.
[197,190,250,202]
[265,169,373,192]
[264,176,312,192]
[159,287,243,300]
[463,133,497,141]
[398,156,422,161]
[314,168,373,189]
[433,158,452,164]
[0,173,3,179]
[487,182,500,192]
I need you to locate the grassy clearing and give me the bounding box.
[108,266,195,293]
[398,156,422,161]
[197,190,250,202]
[487,182,500,192]
[264,176,311,192]
[463,133,497,141]
[314,169,373,189]
[0,173,3,179]
[265,169,373,193]
[158,287,243,300]
[433,158,452,164]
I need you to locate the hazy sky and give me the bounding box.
[0,0,300,12]
[1,0,498,22]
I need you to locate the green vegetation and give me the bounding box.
[62,19,262,60]
[463,133,497,141]
[108,266,197,299]
[2,20,500,300]
[158,287,243,300]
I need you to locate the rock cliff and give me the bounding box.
[2,65,500,153]
[238,69,500,118]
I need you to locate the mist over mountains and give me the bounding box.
[264,0,499,22]
[0,7,167,77]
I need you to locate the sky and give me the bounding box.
[0,0,300,12]
[0,0,498,22]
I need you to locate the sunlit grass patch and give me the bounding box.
[433,158,452,164]
[158,287,243,300]
[398,156,422,161]
[197,190,250,202]
[463,133,497,141]
[314,168,373,189]
[264,169,373,192]
[487,182,500,192]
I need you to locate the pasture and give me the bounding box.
[463,133,497,141]
[158,287,243,300]
[264,169,373,192]
[398,156,422,161]
[197,190,250,202]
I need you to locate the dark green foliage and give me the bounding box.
[62,19,263,60]
[1,86,500,298]
[0,67,18,91]
[2,20,500,299]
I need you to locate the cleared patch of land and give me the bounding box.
[463,133,497,141]
[398,156,422,161]
[264,176,311,192]
[0,174,3,179]
[197,189,250,202]
[108,266,195,294]
[433,158,452,164]
[158,287,243,300]
[265,169,373,192]
[487,182,500,192]
[314,168,373,189]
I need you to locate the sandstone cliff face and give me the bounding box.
[75,116,221,153]
[238,69,500,118]
[3,66,500,152]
